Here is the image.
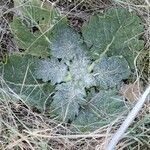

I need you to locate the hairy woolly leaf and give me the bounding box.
[73,90,127,131]
[0,54,54,110]
[82,8,144,68]
[51,82,86,121]
[69,54,95,88]
[8,6,136,130]
[51,27,84,60]
[34,58,68,84]
[93,55,130,88]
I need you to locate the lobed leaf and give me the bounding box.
[82,8,144,68]
[8,6,140,130]
[51,82,86,121]
[0,54,54,110]
[93,55,130,88]
[12,0,67,57]
[10,18,50,57]
[73,90,127,131]
[51,27,84,60]
[14,0,62,31]
[34,58,68,84]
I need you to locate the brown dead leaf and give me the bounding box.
[120,83,142,102]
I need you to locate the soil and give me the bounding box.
[0,0,17,60]
[47,0,112,29]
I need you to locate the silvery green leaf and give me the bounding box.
[34,58,67,84]
[93,55,130,88]
[51,82,86,121]
[70,54,96,88]
[51,27,83,60]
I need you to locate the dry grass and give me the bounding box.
[0,88,112,149]
[0,86,149,149]
[0,0,149,149]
